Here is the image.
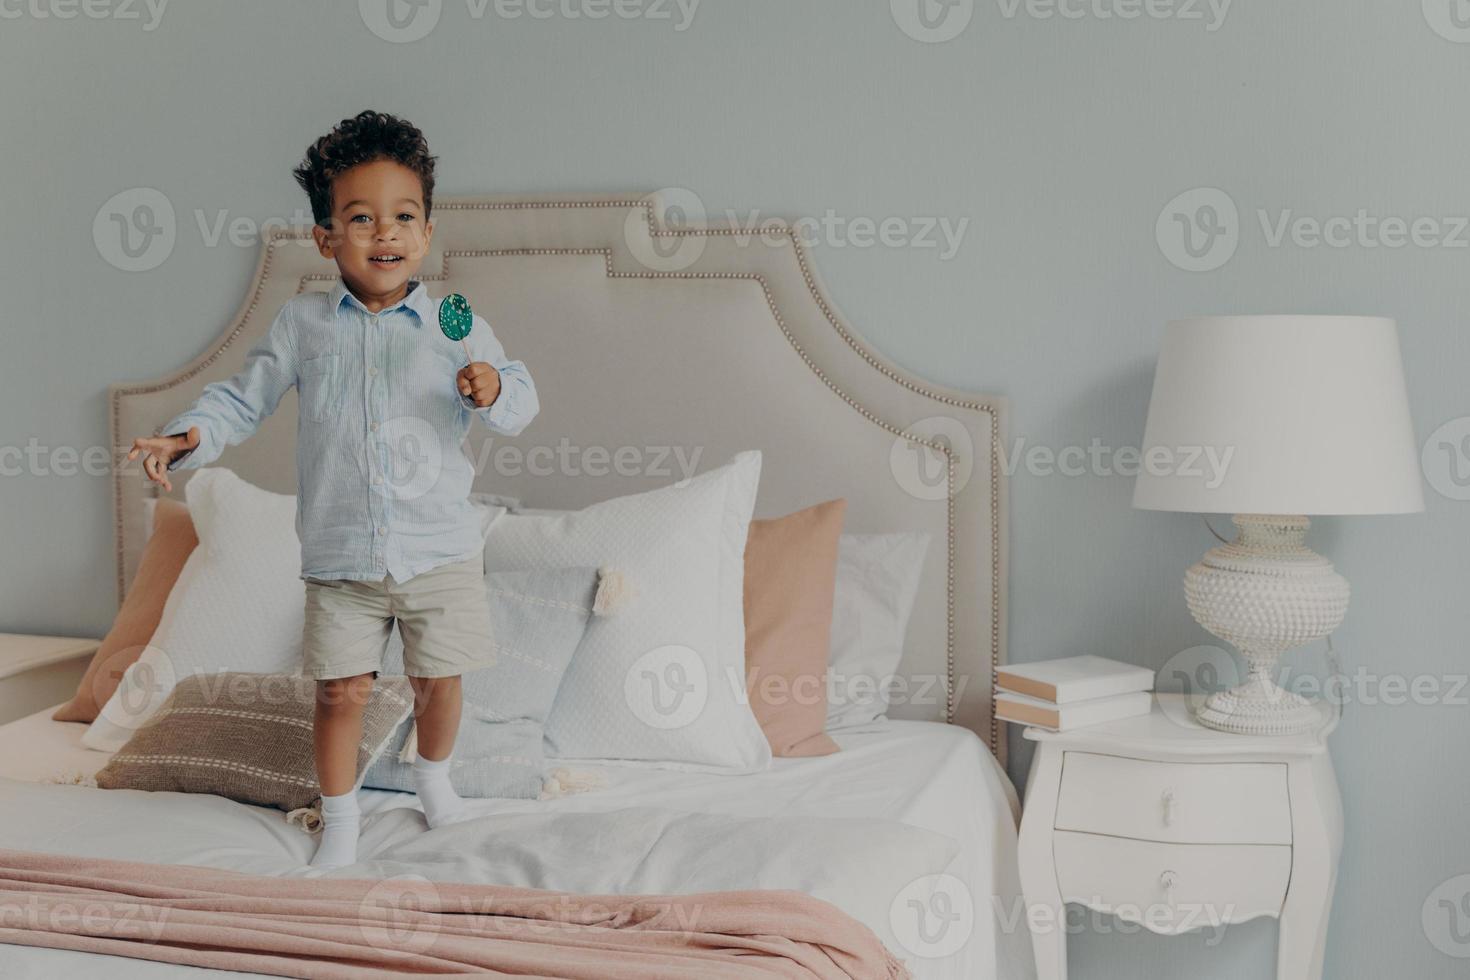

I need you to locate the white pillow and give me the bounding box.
[85,469,306,752]
[88,477,514,755]
[825,532,931,731]
[484,451,769,772]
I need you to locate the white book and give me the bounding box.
[994,689,1153,732]
[995,655,1154,705]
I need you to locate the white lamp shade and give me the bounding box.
[1132,315,1424,515]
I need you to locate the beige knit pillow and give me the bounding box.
[95,672,414,812]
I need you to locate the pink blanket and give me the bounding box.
[0,849,909,979]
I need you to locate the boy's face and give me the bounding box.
[312,159,434,306]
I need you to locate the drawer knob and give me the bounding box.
[1160,870,1178,906]
[1161,788,1179,826]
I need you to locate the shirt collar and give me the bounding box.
[330,278,433,323]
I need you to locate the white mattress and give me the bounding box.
[0,704,1033,979]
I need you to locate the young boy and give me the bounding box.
[126,111,538,868]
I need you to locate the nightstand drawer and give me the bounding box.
[1054,831,1290,935]
[1055,752,1291,845]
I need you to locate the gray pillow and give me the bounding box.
[362,566,599,798]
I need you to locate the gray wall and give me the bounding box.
[3,1,1467,976]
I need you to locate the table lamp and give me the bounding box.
[1133,316,1423,734]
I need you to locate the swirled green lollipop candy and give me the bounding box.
[439,292,474,361]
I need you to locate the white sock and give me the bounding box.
[309,790,360,868]
[413,753,468,828]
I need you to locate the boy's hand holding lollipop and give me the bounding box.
[442,293,500,409]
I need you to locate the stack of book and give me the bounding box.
[994,655,1154,732]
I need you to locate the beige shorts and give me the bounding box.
[301,555,495,681]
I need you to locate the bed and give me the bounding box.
[1,194,1026,978]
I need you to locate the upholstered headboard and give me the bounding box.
[110,194,1009,760]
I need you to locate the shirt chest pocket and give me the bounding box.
[300,353,342,423]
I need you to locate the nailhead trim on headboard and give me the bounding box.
[111,198,1004,756]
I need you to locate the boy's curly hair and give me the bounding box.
[293,111,437,227]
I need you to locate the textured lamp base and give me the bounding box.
[1196,673,1323,736]
[1184,515,1349,737]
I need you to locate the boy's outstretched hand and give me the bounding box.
[457,362,501,409]
[127,426,200,493]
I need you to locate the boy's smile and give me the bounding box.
[311,159,434,314]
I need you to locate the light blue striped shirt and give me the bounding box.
[162,279,538,583]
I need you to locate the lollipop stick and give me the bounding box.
[461,338,472,364]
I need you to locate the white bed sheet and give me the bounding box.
[0,705,1033,980]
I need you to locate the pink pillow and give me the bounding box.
[744,499,846,757]
[52,498,198,723]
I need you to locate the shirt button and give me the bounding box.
[373,475,383,486]
[377,526,387,536]
[370,421,380,432]
[369,367,379,377]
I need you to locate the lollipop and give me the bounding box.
[439,292,474,362]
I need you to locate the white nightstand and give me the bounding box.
[0,633,100,726]
[1017,693,1342,980]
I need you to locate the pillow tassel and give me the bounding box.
[538,767,608,799]
[286,800,323,835]
[592,567,633,616]
[397,722,419,764]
